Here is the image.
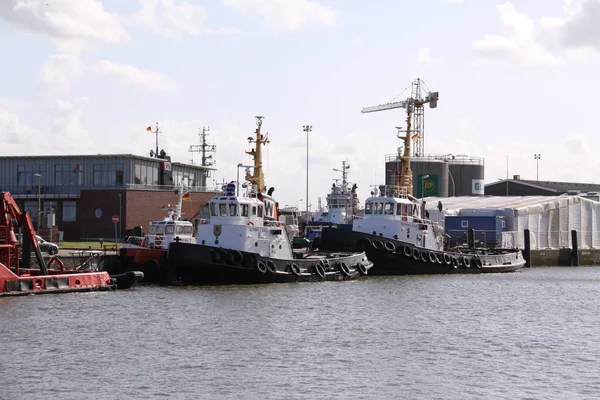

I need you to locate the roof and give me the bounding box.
[0,154,215,170]
[423,195,589,214]
[486,179,600,193]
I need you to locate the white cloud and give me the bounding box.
[51,97,90,144]
[221,0,337,32]
[474,1,600,66]
[473,3,563,66]
[564,134,590,154]
[0,106,40,147]
[87,60,177,92]
[131,0,239,38]
[0,0,129,52]
[417,47,435,64]
[40,54,84,94]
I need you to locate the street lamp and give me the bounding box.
[34,173,41,231]
[534,154,541,181]
[302,125,312,214]
[421,174,430,200]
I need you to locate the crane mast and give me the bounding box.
[361,78,438,195]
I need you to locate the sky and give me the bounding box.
[1,0,600,210]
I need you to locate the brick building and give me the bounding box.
[0,153,217,241]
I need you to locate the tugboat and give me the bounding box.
[167,116,373,285]
[317,90,525,275]
[119,187,195,282]
[312,160,361,228]
[1,192,143,297]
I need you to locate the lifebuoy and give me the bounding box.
[154,235,163,246]
[289,263,301,276]
[384,241,395,252]
[357,263,368,276]
[266,260,277,273]
[247,221,254,226]
[256,261,267,273]
[372,240,384,251]
[339,262,351,277]
[428,251,437,263]
[412,248,421,261]
[403,246,412,257]
[314,263,326,279]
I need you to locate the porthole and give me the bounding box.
[94,208,103,219]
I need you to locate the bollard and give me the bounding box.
[523,229,531,267]
[467,229,475,248]
[571,230,579,266]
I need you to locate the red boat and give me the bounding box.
[0,192,143,297]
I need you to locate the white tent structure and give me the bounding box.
[423,195,600,250]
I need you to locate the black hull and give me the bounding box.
[318,228,525,275]
[167,242,372,286]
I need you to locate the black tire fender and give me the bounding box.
[266,260,277,273]
[314,263,326,279]
[289,263,301,276]
[256,261,267,273]
[339,262,351,276]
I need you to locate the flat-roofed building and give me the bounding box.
[0,153,217,241]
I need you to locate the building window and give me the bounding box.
[63,201,77,222]
[461,220,468,228]
[94,163,124,186]
[55,164,84,186]
[17,165,47,188]
[134,163,159,185]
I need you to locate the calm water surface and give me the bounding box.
[3,267,600,400]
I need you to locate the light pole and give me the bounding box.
[534,154,541,181]
[302,125,312,215]
[34,173,41,231]
[421,174,429,200]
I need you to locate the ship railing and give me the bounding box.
[385,153,485,165]
[370,185,408,198]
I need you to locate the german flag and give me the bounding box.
[146,126,152,132]
[182,192,191,201]
[411,133,419,140]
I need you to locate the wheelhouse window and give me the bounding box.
[176,225,193,235]
[384,202,394,215]
[219,204,228,216]
[375,203,383,215]
[165,225,175,234]
[365,202,373,215]
[210,204,218,216]
[252,206,257,216]
[257,206,263,217]
[241,204,249,217]
[229,204,237,216]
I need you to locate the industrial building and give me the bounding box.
[485,175,600,198]
[0,153,216,242]
[424,195,600,251]
[385,154,485,198]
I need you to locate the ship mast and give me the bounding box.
[245,116,270,193]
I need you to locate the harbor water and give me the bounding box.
[2,267,600,399]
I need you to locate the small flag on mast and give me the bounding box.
[146,126,152,132]
[411,133,419,140]
[182,192,191,201]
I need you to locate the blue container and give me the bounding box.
[444,215,506,248]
